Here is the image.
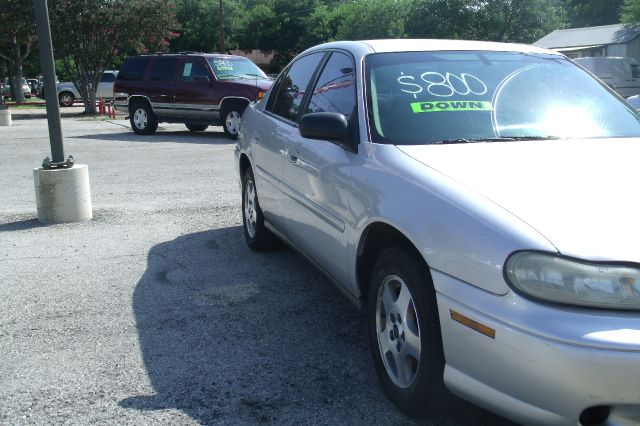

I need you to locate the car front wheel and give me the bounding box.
[242,167,277,251]
[130,102,158,135]
[368,245,455,419]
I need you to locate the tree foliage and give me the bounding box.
[234,0,336,67]
[170,0,243,53]
[622,0,640,24]
[4,0,628,111]
[334,0,409,40]
[0,0,37,102]
[564,0,624,28]
[406,0,566,43]
[48,0,178,113]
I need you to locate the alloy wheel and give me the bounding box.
[244,177,257,238]
[376,274,422,388]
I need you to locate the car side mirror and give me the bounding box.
[299,112,354,150]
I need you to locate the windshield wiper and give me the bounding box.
[434,136,560,144]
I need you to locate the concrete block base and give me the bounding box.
[34,164,92,223]
[0,107,11,126]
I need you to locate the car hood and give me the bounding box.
[223,78,272,91]
[397,138,640,262]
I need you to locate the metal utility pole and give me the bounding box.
[33,0,72,168]
[219,0,225,53]
[32,0,90,225]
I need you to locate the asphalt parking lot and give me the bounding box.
[0,112,516,425]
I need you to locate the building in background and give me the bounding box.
[535,24,640,61]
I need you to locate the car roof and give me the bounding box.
[300,39,563,57]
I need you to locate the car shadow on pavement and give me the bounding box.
[72,130,234,145]
[120,227,517,425]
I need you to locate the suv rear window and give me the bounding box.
[119,57,149,81]
[151,57,177,81]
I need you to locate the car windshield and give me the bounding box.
[207,57,267,81]
[365,51,640,144]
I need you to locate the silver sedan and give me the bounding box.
[235,39,640,426]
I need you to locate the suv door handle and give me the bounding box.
[286,147,299,163]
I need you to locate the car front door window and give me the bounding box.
[267,53,325,122]
[306,52,356,119]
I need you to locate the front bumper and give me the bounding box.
[433,270,640,426]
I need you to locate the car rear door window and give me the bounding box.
[151,57,177,81]
[306,52,356,119]
[119,57,149,81]
[267,52,324,122]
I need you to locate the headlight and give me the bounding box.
[505,252,640,310]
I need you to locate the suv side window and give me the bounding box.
[180,59,210,82]
[119,57,149,81]
[267,52,324,122]
[306,52,356,119]
[151,57,177,81]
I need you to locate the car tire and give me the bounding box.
[221,102,246,140]
[130,102,158,135]
[58,91,74,107]
[367,245,456,419]
[185,124,208,132]
[242,167,278,251]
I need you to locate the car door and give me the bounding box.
[254,52,325,228]
[96,72,116,99]
[147,57,178,118]
[173,57,215,121]
[281,51,358,285]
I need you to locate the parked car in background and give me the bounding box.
[236,39,640,426]
[574,56,640,98]
[55,70,119,107]
[2,78,32,99]
[26,78,38,95]
[113,52,271,138]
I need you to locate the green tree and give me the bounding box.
[48,0,178,114]
[406,0,566,43]
[622,0,640,24]
[236,0,339,67]
[170,0,243,53]
[0,0,36,102]
[334,0,409,40]
[564,0,623,28]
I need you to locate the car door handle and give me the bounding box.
[286,147,299,163]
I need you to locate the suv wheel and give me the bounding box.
[130,102,158,135]
[185,124,208,132]
[58,92,75,107]
[222,103,247,139]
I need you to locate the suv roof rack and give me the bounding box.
[138,51,228,57]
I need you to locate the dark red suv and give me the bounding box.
[113,52,272,138]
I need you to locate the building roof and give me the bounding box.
[534,24,640,49]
